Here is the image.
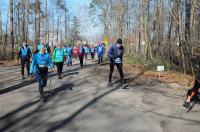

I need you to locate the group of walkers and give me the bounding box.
[17,37,200,109]
[17,37,112,102]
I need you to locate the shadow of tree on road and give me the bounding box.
[46,72,144,132]
[0,82,75,131]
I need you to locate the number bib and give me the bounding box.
[114,58,121,64]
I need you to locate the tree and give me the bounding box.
[71,16,80,45]
[10,0,14,59]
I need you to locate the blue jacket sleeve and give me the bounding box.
[108,45,114,58]
[30,54,36,74]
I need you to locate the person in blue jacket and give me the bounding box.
[30,45,54,102]
[90,45,95,60]
[107,38,125,87]
[18,40,32,79]
[37,38,51,54]
[84,45,89,60]
[52,44,66,79]
[96,42,105,64]
[66,45,73,66]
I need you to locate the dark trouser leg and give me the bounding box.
[56,62,59,76]
[43,73,48,87]
[101,56,103,63]
[56,62,61,76]
[91,53,94,60]
[38,74,44,98]
[116,63,124,83]
[21,59,25,76]
[60,62,64,75]
[98,56,100,64]
[26,60,30,76]
[109,63,115,82]
[80,57,83,67]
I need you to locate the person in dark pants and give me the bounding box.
[90,45,95,60]
[52,44,66,79]
[96,43,105,64]
[183,68,200,108]
[107,39,125,87]
[30,46,54,102]
[78,45,85,67]
[18,40,32,79]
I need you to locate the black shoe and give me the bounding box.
[183,101,191,109]
[40,95,46,102]
[108,81,113,87]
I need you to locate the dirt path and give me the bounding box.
[0,60,200,132]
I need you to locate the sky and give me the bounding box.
[0,0,103,41]
[69,0,103,40]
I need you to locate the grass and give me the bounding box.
[124,55,172,71]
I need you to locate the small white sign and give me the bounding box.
[157,65,164,72]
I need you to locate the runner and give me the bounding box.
[78,45,85,67]
[90,45,95,60]
[18,40,32,79]
[73,45,78,60]
[96,42,105,64]
[52,44,66,79]
[66,44,73,66]
[30,45,54,102]
[84,45,89,60]
[107,39,125,87]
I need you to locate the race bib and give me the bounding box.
[114,58,121,64]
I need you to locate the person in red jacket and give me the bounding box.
[78,45,85,67]
[73,45,78,60]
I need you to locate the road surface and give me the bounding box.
[0,60,200,132]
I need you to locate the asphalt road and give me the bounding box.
[0,60,200,132]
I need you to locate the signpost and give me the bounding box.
[157,65,164,79]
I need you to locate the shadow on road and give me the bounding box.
[46,71,144,132]
[0,82,75,131]
[0,79,36,95]
[0,63,94,95]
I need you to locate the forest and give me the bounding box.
[1,0,200,75]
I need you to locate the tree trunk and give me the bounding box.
[35,0,40,52]
[25,0,29,41]
[10,0,14,59]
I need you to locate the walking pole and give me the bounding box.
[48,72,53,96]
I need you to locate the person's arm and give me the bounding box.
[28,47,32,59]
[30,54,36,74]
[52,49,56,62]
[18,47,22,60]
[108,45,114,58]
[118,46,124,58]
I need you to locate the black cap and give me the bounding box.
[117,39,122,44]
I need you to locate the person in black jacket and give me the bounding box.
[183,68,200,108]
[18,40,32,79]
